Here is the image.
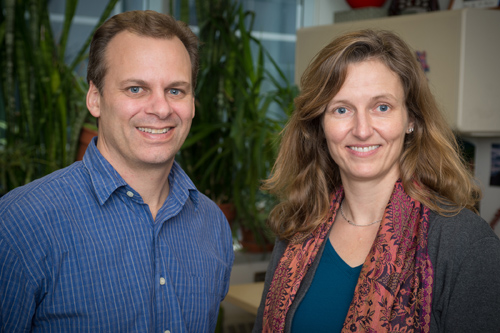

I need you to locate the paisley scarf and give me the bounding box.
[262,180,433,332]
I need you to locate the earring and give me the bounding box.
[407,127,414,133]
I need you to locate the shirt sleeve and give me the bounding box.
[0,236,37,332]
[442,236,500,332]
[221,212,235,302]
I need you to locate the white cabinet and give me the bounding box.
[295,9,500,136]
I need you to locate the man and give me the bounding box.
[0,10,234,332]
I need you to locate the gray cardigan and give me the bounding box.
[253,209,500,332]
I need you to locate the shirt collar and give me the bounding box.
[82,137,199,209]
[82,137,127,205]
[167,158,199,211]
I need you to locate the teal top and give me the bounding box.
[291,238,362,332]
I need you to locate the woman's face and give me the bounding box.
[322,59,413,185]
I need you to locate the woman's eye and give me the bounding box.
[335,107,348,115]
[376,104,389,112]
[129,87,142,94]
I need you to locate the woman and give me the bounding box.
[253,29,500,332]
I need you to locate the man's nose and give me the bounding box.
[148,91,173,119]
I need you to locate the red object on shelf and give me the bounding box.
[218,203,236,226]
[76,126,98,161]
[346,0,387,8]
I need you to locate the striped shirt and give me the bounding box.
[0,138,234,332]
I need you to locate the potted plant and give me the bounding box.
[76,120,98,161]
[177,0,298,250]
[0,0,118,195]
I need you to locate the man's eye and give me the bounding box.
[376,104,389,112]
[335,107,347,115]
[129,87,142,94]
[169,89,181,95]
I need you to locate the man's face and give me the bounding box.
[87,31,195,173]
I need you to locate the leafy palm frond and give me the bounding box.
[0,0,119,195]
[177,0,298,242]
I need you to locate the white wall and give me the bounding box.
[467,137,500,236]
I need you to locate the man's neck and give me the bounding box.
[114,161,173,221]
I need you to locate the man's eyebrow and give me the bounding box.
[119,79,147,86]
[119,79,192,90]
[169,81,192,90]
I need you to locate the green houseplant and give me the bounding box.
[177,0,298,249]
[0,0,118,195]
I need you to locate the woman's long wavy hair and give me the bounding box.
[263,29,481,240]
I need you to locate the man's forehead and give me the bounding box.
[103,32,192,84]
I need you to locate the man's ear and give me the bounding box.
[87,81,101,118]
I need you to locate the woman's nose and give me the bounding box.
[351,111,373,139]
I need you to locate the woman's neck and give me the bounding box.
[340,176,398,226]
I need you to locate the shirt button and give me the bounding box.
[126,191,134,197]
[164,330,171,333]
[160,277,166,285]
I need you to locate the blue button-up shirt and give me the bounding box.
[0,138,234,332]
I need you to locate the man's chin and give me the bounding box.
[137,155,175,169]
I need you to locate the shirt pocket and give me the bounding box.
[183,255,227,328]
[186,254,228,296]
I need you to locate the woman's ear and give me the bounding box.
[87,81,101,118]
[408,119,415,133]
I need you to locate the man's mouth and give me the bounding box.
[349,145,380,152]
[137,127,171,134]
